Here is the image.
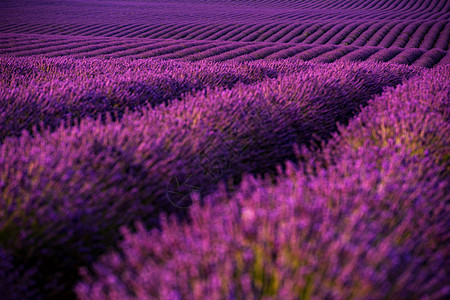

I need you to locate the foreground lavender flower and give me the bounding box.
[0,60,419,299]
[76,66,449,299]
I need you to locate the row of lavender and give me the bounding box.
[1,20,448,49]
[1,0,447,25]
[76,65,450,300]
[0,60,420,299]
[1,34,449,68]
[267,5,449,21]
[1,56,308,142]
[230,0,449,12]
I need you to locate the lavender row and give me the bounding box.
[319,23,352,44]
[1,32,448,68]
[76,65,449,300]
[0,61,419,299]
[1,56,304,142]
[1,20,449,48]
[268,0,449,12]
[1,0,447,25]
[312,66,450,177]
[365,22,398,47]
[377,22,410,48]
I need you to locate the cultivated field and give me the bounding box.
[1,0,449,66]
[0,0,449,299]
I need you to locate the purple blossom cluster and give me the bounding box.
[1,56,308,142]
[0,59,420,299]
[76,66,449,300]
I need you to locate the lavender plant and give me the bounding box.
[0,60,419,299]
[0,56,294,142]
[76,66,449,300]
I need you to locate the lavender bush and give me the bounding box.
[0,60,419,299]
[1,56,296,141]
[76,66,449,300]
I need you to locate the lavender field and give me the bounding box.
[0,0,449,299]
